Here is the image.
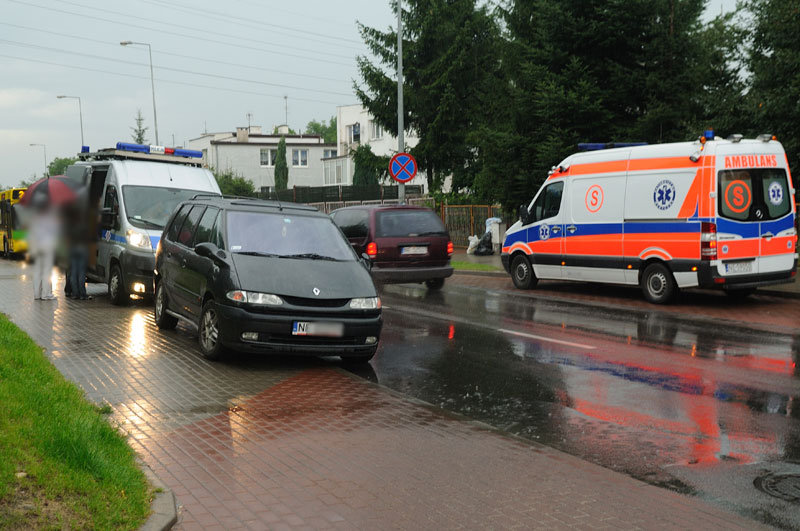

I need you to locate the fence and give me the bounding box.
[265,184,424,204]
[441,204,507,248]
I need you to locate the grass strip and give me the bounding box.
[451,260,502,272]
[0,313,150,530]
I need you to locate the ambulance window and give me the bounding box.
[761,170,791,219]
[718,169,790,221]
[532,182,564,222]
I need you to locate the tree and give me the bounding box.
[211,168,257,197]
[305,117,337,144]
[17,176,35,187]
[355,0,502,192]
[746,0,800,175]
[130,109,148,144]
[351,144,389,186]
[274,137,289,190]
[48,157,77,177]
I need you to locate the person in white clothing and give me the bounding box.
[27,199,60,300]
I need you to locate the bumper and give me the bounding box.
[370,265,453,284]
[121,250,156,295]
[501,253,511,273]
[697,260,797,290]
[216,303,383,355]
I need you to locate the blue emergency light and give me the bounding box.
[703,129,715,140]
[115,142,202,158]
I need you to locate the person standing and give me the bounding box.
[66,189,92,300]
[28,198,59,300]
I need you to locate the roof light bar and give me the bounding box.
[115,142,202,158]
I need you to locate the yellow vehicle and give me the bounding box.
[0,187,27,257]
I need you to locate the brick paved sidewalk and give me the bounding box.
[0,260,763,530]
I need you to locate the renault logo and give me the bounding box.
[313,287,320,296]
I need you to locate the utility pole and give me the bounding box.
[246,112,252,132]
[284,96,288,127]
[397,0,405,204]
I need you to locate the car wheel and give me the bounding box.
[641,263,677,304]
[511,254,537,289]
[108,263,127,306]
[154,281,178,330]
[198,300,225,360]
[425,278,445,290]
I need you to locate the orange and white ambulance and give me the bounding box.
[501,132,798,303]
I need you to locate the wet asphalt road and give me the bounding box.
[371,282,800,530]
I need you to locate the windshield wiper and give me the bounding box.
[233,251,280,257]
[129,217,163,229]
[279,253,340,261]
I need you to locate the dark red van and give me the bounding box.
[331,205,454,289]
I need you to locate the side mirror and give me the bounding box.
[361,252,372,270]
[196,242,229,266]
[100,207,117,230]
[518,204,531,225]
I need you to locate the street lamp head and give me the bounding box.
[57,95,66,99]
[120,40,133,46]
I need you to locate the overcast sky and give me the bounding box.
[1,0,736,188]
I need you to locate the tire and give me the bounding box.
[511,254,537,290]
[425,278,445,290]
[198,300,225,360]
[641,263,677,304]
[154,281,178,330]
[108,263,127,306]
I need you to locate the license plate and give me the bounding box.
[401,246,427,255]
[725,261,753,274]
[292,321,344,337]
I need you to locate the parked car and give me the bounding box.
[331,205,454,289]
[153,196,382,362]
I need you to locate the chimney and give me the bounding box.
[276,124,290,135]
[236,127,249,143]
[250,125,262,135]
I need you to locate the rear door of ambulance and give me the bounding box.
[714,142,796,278]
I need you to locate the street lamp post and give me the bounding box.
[56,95,84,147]
[29,143,47,177]
[120,40,159,145]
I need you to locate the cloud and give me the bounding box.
[0,88,47,109]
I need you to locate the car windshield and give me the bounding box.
[376,209,447,237]
[226,211,356,261]
[122,186,215,229]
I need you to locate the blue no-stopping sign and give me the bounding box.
[389,152,418,183]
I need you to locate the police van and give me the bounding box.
[67,143,221,304]
[502,132,797,303]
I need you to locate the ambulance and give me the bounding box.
[501,131,798,303]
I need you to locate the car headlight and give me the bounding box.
[127,229,152,250]
[349,297,381,310]
[226,290,283,306]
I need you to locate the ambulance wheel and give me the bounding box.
[511,254,537,290]
[108,264,127,306]
[154,281,178,330]
[641,263,677,304]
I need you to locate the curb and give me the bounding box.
[138,459,177,531]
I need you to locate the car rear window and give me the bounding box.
[375,210,447,238]
[718,168,791,222]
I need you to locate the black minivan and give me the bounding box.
[153,196,382,362]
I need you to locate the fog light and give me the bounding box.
[241,332,259,341]
[365,336,377,345]
[133,282,146,293]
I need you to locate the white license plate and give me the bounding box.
[292,321,344,337]
[725,261,753,274]
[401,246,427,255]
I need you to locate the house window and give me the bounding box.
[292,149,308,167]
[370,121,384,140]
[323,148,337,158]
[260,148,277,167]
[348,123,361,143]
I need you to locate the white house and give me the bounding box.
[187,125,337,193]
[324,104,428,190]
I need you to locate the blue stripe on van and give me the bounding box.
[761,214,794,234]
[623,221,701,234]
[716,219,760,238]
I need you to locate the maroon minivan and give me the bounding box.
[331,205,453,289]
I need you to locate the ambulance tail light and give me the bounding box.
[366,242,377,259]
[701,222,717,260]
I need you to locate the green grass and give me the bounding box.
[451,260,503,272]
[0,314,150,530]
